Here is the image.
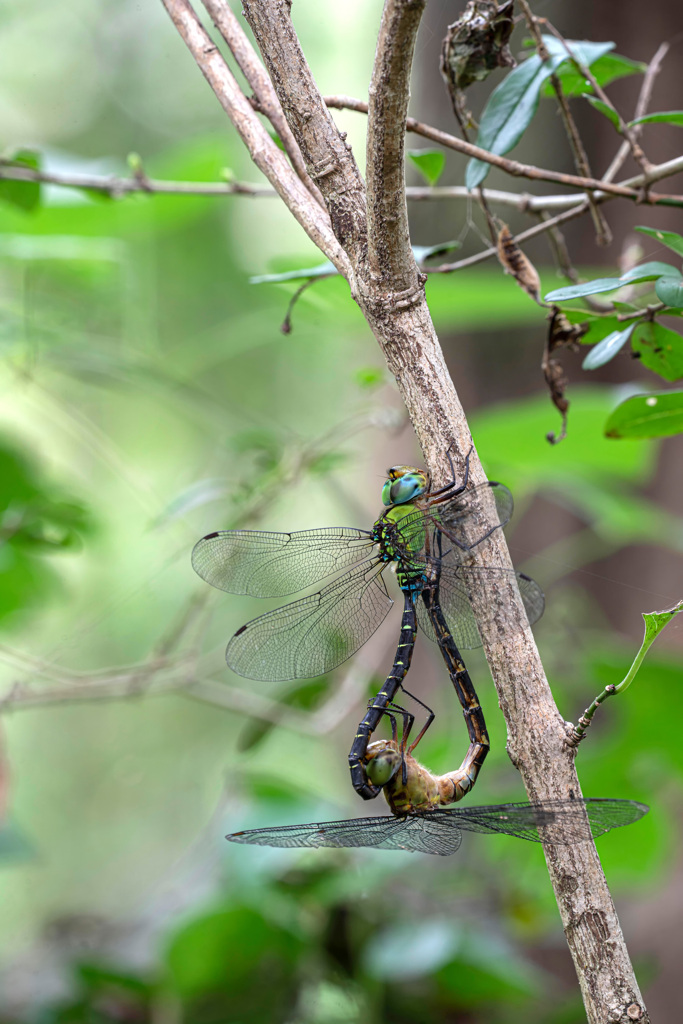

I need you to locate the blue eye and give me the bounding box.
[383,473,428,505]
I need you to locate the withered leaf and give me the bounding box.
[496,223,542,304]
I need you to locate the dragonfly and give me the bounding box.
[226,738,649,856]
[192,451,544,799]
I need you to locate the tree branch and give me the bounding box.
[324,94,679,202]
[200,0,325,207]
[366,0,425,293]
[159,0,351,277]
[159,3,649,1019]
[602,41,670,183]
[240,0,368,268]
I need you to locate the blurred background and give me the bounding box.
[1,0,682,1020]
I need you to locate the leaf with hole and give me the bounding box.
[642,600,683,647]
[605,391,683,438]
[632,322,683,382]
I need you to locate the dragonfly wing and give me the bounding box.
[391,483,513,564]
[226,814,463,855]
[435,481,514,547]
[226,560,392,681]
[192,527,375,597]
[416,565,545,650]
[442,798,649,843]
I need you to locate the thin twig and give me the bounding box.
[543,20,653,177]
[323,95,659,201]
[200,0,325,208]
[518,0,610,245]
[602,42,670,183]
[427,201,591,274]
[241,0,368,269]
[159,0,351,278]
[0,163,277,197]
[3,159,682,210]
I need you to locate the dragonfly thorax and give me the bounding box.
[382,465,430,507]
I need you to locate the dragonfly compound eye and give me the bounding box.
[366,748,402,787]
[382,469,429,506]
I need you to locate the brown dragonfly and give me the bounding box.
[226,739,648,856]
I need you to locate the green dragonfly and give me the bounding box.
[192,452,544,799]
[226,736,649,856]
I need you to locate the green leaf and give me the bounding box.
[629,110,683,127]
[545,261,678,301]
[614,599,683,695]
[546,277,623,301]
[251,241,460,285]
[582,324,635,369]
[579,315,624,344]
[605,391,683,438]
[0,149,41,212]
[655,276,683,308]
[466,40,613,189]
[407,149,446,186]
[642,600,683,646]
[250,260,337,284]
[632,321,683,381]
[546,51,645,96]
[634,225,683,258]
[583,94,620,128]
[413,240,461,262]
[620,260,677,283]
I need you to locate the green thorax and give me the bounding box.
[375,463,431,563]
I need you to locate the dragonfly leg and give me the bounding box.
[367,701,415,784]
[426,445,472,499]
[400,687,436,755]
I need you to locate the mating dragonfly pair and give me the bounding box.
[192,453,648,855]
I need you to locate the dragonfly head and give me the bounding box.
[382,466,430,506]
[365,739,402,787]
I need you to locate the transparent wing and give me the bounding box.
[225,799,647,857]
[192,527,375,597]
[439,798,649,843]
[392,482,514,562]
[225,560,393,681]
[226,814,463,856]
[416,564,545,649]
